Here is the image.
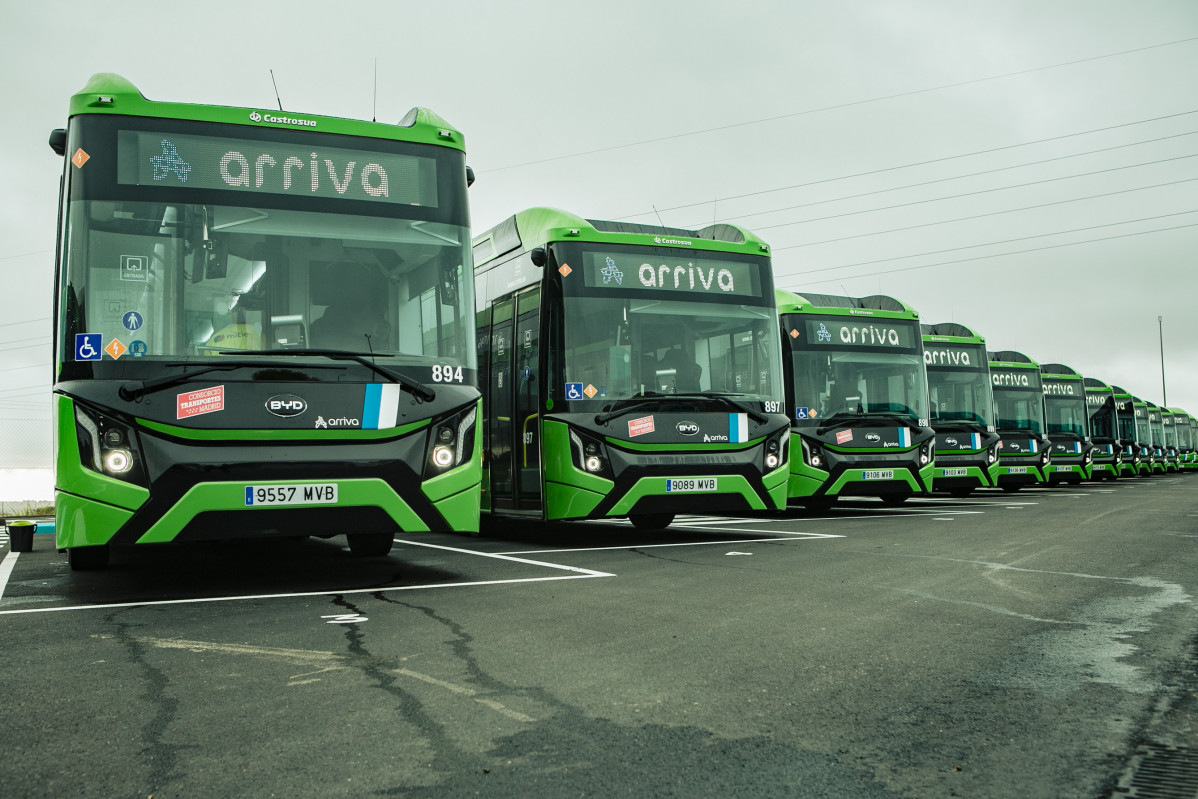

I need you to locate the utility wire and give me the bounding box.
[487,36,1198,173]
[774,176,1198,251]
[777,208,1198,278]
[779,220,1198,286]
[754,152,1198,234]
[689,130,1198,228]
[630,109,1198,221]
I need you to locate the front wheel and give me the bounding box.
[67,545,109,571]
[630,513,674,530]
[347,532,395,557]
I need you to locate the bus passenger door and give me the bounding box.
[488,298,515,510]
[515,288,542,511]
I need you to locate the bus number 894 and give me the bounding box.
[432,365,464,383]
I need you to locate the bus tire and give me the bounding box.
[347,533,395,557]
[947,488,974,498]
[630,513,674,530]
[803,496,836,512]
[1001,484,1022,492]
[67,545,109,571]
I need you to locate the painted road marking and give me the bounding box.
[0,552,19,601]
[0,538,615,616]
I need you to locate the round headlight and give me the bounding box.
[766,453,779,469]
[104,449,132,473]
[810,455,822,467]
[432,446,454,467]
[585,456,602,472]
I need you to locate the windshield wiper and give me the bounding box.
[594,393,665,425]
[666,392,769,425]
[223,348,436,402]
[817,411,917,435]
[118,361,310,402]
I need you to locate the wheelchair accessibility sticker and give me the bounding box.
[75,333,102,361]
[565,382,583,400]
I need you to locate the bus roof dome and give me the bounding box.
[920,322,980,338]
[1040,363,1082,377]
[777,290,908,313]
[988,350,1036,365]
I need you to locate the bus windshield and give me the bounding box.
[1043,379,1087,437]
[556,244,783,405]
[1086,392,1117,440]
[60,117,475,377]
[924,344,992,427]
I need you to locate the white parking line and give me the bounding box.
[0,552,19,601]
[500,532,843,556]
[0,538,614,617]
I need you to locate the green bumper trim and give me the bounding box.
[138,417,429,441]
[55,492,136,548]
[137,478,428,544]
[608,473,771,516]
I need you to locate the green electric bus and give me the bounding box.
[778,292,934,509]
[1146,401,1168,474]
[49,74,481,569]
[988,351,1051,491]
[1176,410,1198,470]
[1132,395,1156,476]
[1160,406,1180,473]
[1112,386,1148,476]
[1082,377,1121,480]
[920,322,1001,497]
[1039,363,1093,484]
[471,209,790,528]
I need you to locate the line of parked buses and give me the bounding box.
[45,76,1192,569]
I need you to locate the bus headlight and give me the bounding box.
[763,432,788,472]
[918,440,933,466]
[74,403,147,485]
[801,438,825,470]
[423,405,477,476]
[569,428,612,478]
[1040,452,1050,465]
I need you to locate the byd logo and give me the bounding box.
[265,394,307,417]
[676,421,699,436]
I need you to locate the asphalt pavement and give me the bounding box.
[1,476,1196,798]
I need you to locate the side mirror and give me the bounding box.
[49,129,66,156]
[466,165,475,188]
[530,247,546,267]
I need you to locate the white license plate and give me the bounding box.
[862,470,895,480]
[666,478,718,493]
[1007,466,1028,474]
[940,468,968,477]
[245,483,339,506]
[1093,464,1107,470]
[1055,465,1073,473]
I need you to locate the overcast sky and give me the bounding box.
[2,0,1197,468]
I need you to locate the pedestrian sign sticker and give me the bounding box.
[122,311,144,331]
[75,333,102,361]
[565,382,583,400]
[105,339,128,360]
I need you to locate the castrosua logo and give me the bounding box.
[250,110,317,128]
[652,236,692,247]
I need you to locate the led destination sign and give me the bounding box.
[924,345,984,368]
[580,251,761,298]
[991,369,1042,389]
[802,319,917,349]
[118,130,437,207]
[1042,380,1082,397]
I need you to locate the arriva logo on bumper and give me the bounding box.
[314,416,360,429]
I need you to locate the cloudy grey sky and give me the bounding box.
[2,0,1197,469]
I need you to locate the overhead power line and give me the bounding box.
[487,35,1198,173]
[779,220,1198,287]
[753,152,1198,234]
[777,209,1198,279]
[774,175,1198,251]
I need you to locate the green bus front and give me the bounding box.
[1146,402,1168,475]
[1161,408,1181,473]
[51,75,480,569]
[778,292,935,509]
[988,351,1051,491]
[1171,410,1197,471]
[1040,363,1093,484]
[473,210,790,529]
[921,323,1001,497]
[1112,388,1147,476]
[1083,377,1122,480]
[1131,397,1156,476]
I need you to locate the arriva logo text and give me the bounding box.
[639,263,735,292]
[314,416,360,429]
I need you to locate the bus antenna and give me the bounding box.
[652,205,665,226]
[373,58,378,122]
[269,69,284,111]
